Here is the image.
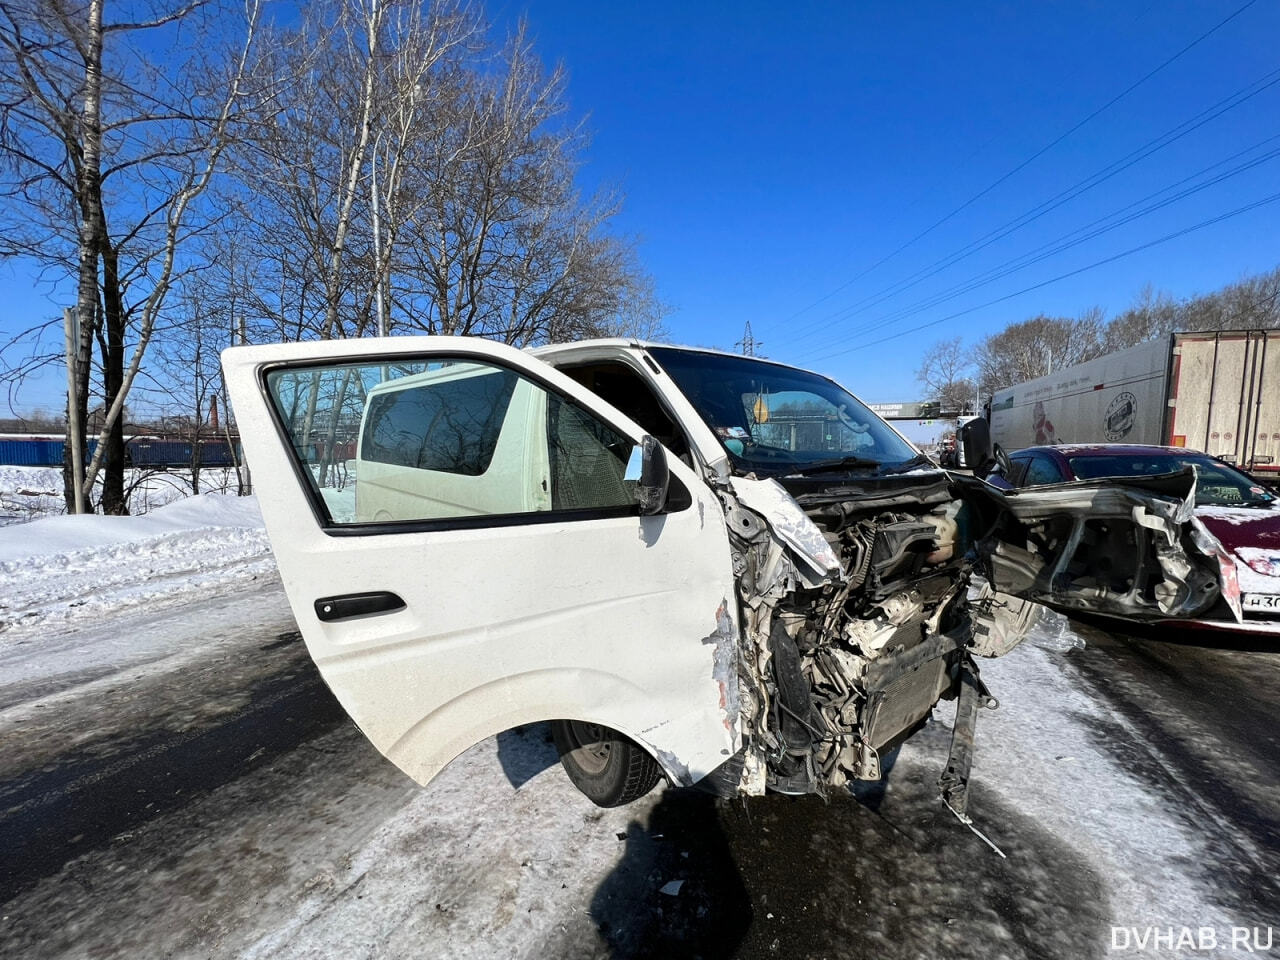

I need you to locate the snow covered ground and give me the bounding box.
[0,478,274,637]
[1,465,1276,957]
[4,591,1275,959]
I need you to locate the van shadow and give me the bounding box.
[586,767,1112,960]
[494,723,560,789]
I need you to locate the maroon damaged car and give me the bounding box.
[987,444,1280,633]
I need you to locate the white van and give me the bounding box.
[354,364,551,521]
[224,337,1234,810]
[352,359,641,523]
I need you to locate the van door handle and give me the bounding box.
[314,591,406,622]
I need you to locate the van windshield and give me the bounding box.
[648,348,921,476]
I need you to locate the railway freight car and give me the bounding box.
[125,438,236,468]
[0,437,66,467]
[0,436,236,468]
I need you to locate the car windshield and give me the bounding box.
[1066,452,1277,507]
[648,347,921,476]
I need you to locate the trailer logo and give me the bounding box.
[1105,392,1137,440]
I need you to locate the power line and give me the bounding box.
[801,190,1280,364]
[784,64,1280,346]
[774,0,1260,328]
[791,133,1280,355]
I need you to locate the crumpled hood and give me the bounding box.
[1195,504,1280,555]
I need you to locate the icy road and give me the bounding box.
[0,508,1278,957]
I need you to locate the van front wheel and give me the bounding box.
[550,719,663,807]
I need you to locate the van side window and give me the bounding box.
[363,369,517,475]
[555,361,692,464]
[547,395,631,510]
[265,358,640,528]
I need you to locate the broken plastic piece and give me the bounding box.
[728,476,842,577]
[1020,604,1085,654]
[969,579,1085,657]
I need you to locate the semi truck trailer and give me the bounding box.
[988,330,1280,473]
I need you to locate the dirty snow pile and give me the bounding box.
[0,491,275,637]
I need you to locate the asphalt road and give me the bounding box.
[1,586,1277,959]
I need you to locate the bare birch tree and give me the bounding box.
[0,0,260,513]
[220,0,478,344]
[393,21,663,345]
[218,5,662,348]
[974,313,1106,394]
[1103,269,1280,351]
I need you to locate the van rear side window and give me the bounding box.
[363,370,517,475]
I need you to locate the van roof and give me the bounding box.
[531,339,832,378]
[365,358,502,397]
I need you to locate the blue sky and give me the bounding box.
[3,0,1278,418]
[494,0,1280,389]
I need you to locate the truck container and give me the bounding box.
[989,330,1280,473]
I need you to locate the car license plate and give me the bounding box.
[1242,593,1280,613]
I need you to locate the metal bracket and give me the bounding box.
[938,657,981,817]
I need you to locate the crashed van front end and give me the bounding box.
[707,466,1228,807]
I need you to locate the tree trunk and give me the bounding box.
[66,0,105,514]
[99,237,128,514]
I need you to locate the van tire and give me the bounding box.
[551,719,663,807]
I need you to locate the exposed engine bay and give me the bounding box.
[712,468,1231,806]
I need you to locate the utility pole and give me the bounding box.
[735,321,762,357]
[63,307,85,514]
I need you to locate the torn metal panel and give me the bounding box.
[1189,517,1244,623]
[655,747,694,787]
[938,659,982,817]
[720,471,984,798]
[717,459,1236,802]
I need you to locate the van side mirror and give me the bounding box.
[959,418,994,475]
[625,435,670,515]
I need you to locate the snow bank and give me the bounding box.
[0,489,263,564]
[0,464,244,526]
[0,492,276,637]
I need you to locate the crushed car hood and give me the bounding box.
[1195,503,1280,558]
[1195,503,1280,602]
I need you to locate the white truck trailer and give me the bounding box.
[988,330,1280,474]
